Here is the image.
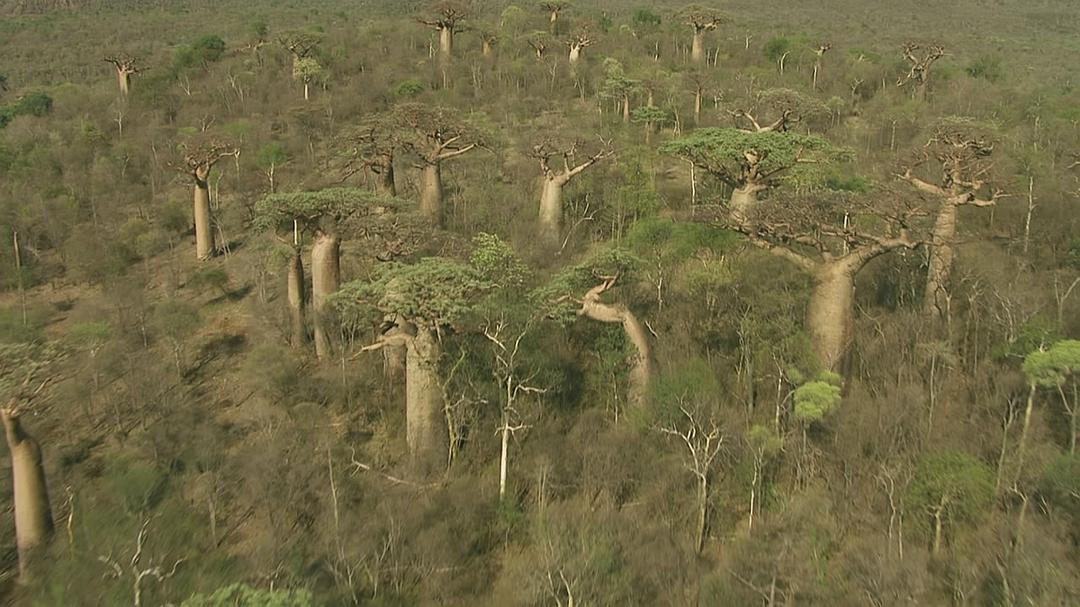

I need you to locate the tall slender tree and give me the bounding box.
[174,142,240,261]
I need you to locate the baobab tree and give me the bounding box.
[527,33,549,60]
[540,1,568,34]
[679,5,724,64]
[897,42,946,101]
[684,70,714,125]
[254,188,393,359]
[599,58,640,123]
[419,1,469,58]
[337,118,398,196]
[566,30,592,65]
[174,141,240,261]
[389,103,483,227]
[338,258,491,475]
[1,342,65,578]
[897,119,1003,318]
[530,135,614,244]
[662,127,844,225]
[479,29,498,57]
[811,43,832,90]
[735,191,926,371]
[546,248,654,411]
[292,57,326,101]
[728,88,832,134]
[104,55,140,97]
[278,31,319,66]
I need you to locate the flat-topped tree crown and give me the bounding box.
[252,187,396,235]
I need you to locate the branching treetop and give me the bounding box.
[0,342,67,416]
[389,103,485,165]
[253,188,399,235]
[335,117,398,177]
[104,55,140,73]
[174,141,240,181]
[897,42,946,87]
[419,0,471,31]
[661,128,847,189]
[729,88,832,133]
[899,117,1004,205]
[679,4,725,31]
[530,135,614,180]
[538,247,644,322]
[733,189,928,270]
[277,32,321,59]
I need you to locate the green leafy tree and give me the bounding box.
[904,452,994,555]
[599,58,641,123]
[662,128,846,224]
[254,142,290,193]
[292,57,326,101]
[151,299,200,379]
[181,583,316,606]
[1022,340,1080,459]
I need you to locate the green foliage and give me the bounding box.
[105,455,168,514]
[292,57,326,85]
[599,58,640,101]
[334,257,492,327]
[904,452,994,538]
[0,91,53,128]
[181,584,316,607]
[188,267,231,295]
[1038,453,1080,522]
[661,128,846,187]
[966,55,1004,83]
[649,357,722,426]
[763,37,792,63]
[624,219,736,261]
[255,142,289,170]
[823,174,872,192]
[174,34,227,70]
[539,247,644,322]
[748,424,784,456]
[1024,340,1080,387]
[631,8,662,30]
[151,299,200,343]
[631,105,671,126]
[793,374,841,423]
[253,188,391,233]
[394,78,426,98]
[67,321,112,351]
[469,232,530,289]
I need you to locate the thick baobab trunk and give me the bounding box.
[420,163,444,226]
[193,177,215,261]
[581,300,654,408]
[569,45,581,64]
[549,10,558,33]
[538,177,565,244]
[925,202,957,318]
[729,184,763,225]
[375,157,396,196]
[691,31,705,64]
[807,263,855,372]
[439,26,453,57]
[311,231,341,359]
[117,70,131,96]
[406,327,448,475]
[482,40,493,57]
[2,411,54,578]
[622,96,631,123]
[287,250,306,348]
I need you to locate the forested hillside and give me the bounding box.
[1,0,1079,604]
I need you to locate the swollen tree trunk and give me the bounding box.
[807,262,856,372]
[117,70,131,96]
[2,410,54,578]
[925,202,957,318]
[287,250,306,348]
[311,231,341,359]
[729,183,763,226]
[580,300,654,408]
[569,45,581,64]
[439,27,453,57]
[538,177,565,245]
[420,163,444,227]
[193,175,215,261]
[405,326,448,475]
[482,40,493,57]
[691,31,705,64]
[622,96,631,123]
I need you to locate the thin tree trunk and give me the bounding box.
[311,231,341,359]
[694,89,702,124]
[420,163,444,227]
[2,410,54,578]
[499,409,510,501]
[287,249,306,348]
[1014,383,1037,485]
[406,327,448,475]
[695,476,708,553]
[807,263,856,372]
[931,503,944,555]
[193,179,215,261]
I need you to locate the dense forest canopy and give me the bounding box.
[0,0,1079,604]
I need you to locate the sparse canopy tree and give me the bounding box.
[904,452,994,555]
[254,188,393,358]
[337,258,492,474]
[419,1,470,58]
[104,55,140,97]
[530,134,614,243]
[389,103,483,227]
[897,119,1003,318]
[567,29,592,64]
[599,58,640,123]
[662,128,844,224]
[1020,341,1080,485]
[540,1,569,34]
[684,70,714,125]
[337,117,399,196]
[897,42,946,101]
[679,5,724,64]
[278,32,319,65]
[545,248,654,409]
[174,141,240,261]
[254,142,289,194]
[292,57,326,101]
[811,43,832,90]
[527,32,550,59]
[479,28,498,57]
[729,88,832,134]
[735,191,925,371]
[0,342,65,578]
